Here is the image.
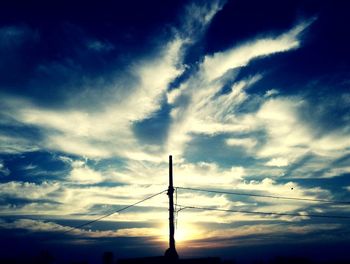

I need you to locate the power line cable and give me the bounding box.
[174,204,350,220]
[175,187,178,229]
[62,190,167,235]
[176,186,350,205]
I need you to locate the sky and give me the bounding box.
[0,0,350,263]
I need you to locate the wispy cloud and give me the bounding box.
[1,38,184,160]
[0,181,60,200]
[69,160,104,184]
[181,0,225,39]
[0,25,38,48]
[0,218,161,239]
[0,132,40,154]
[265,157,289,167]
[163,19,319,160]
[0,1,227,162]
[183,222,342,249]
[201,19,313,81]
[0,159,10,176]
[86,39,114,52]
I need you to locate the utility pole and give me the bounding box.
[164,155,179,260]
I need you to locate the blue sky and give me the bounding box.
[0,0,350,263]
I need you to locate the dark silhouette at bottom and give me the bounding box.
[118,256,221,264]
[164,247,179,260]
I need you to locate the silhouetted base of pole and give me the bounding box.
[164,247,179,260]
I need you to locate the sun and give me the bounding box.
[159,222,199,244]
[174,226,188,242]
[174,223,202,245]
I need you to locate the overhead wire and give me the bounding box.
[57,183,350,237]
[175,187,178,229]
[61,189,167,235]
[174,204,350,220]
[176,186,350,205]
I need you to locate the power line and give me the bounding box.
[176,186,350,205]
[62,190,167,235]
[174,204,350,220]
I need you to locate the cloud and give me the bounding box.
[201,20,313,81]
[174,161,245,187]
[0,218,160,239]
[181,0,225,39]
[0,0,229,162]
[1,2,349,251]
[319,166,350,179]
[129,38,184,121]
[170,175,334,226]
[265,89,279,97]
[164,19,316,158]
[0,181,60,200]
[226,138,257,150]
[0,218,68,233]
[0,25,38,48]
[69,160,103,184]
[0,37,184,160]
[234,177,329,203]
[0,178,169,218]
[114,227,160,237]
[189,222,342,249]
[86,40,114,52]
[0,160,10,176]
[166,74,262,157]
[253,97,350,177]
[0,133,40,154]
[3,170,330,226]
[266,158,289,167]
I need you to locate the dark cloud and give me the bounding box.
[0,151,70,183]
[0,220,163,263]
[0,1,188,108]
[133,100,172,146]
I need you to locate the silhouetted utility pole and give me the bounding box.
[164,155,179,260]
